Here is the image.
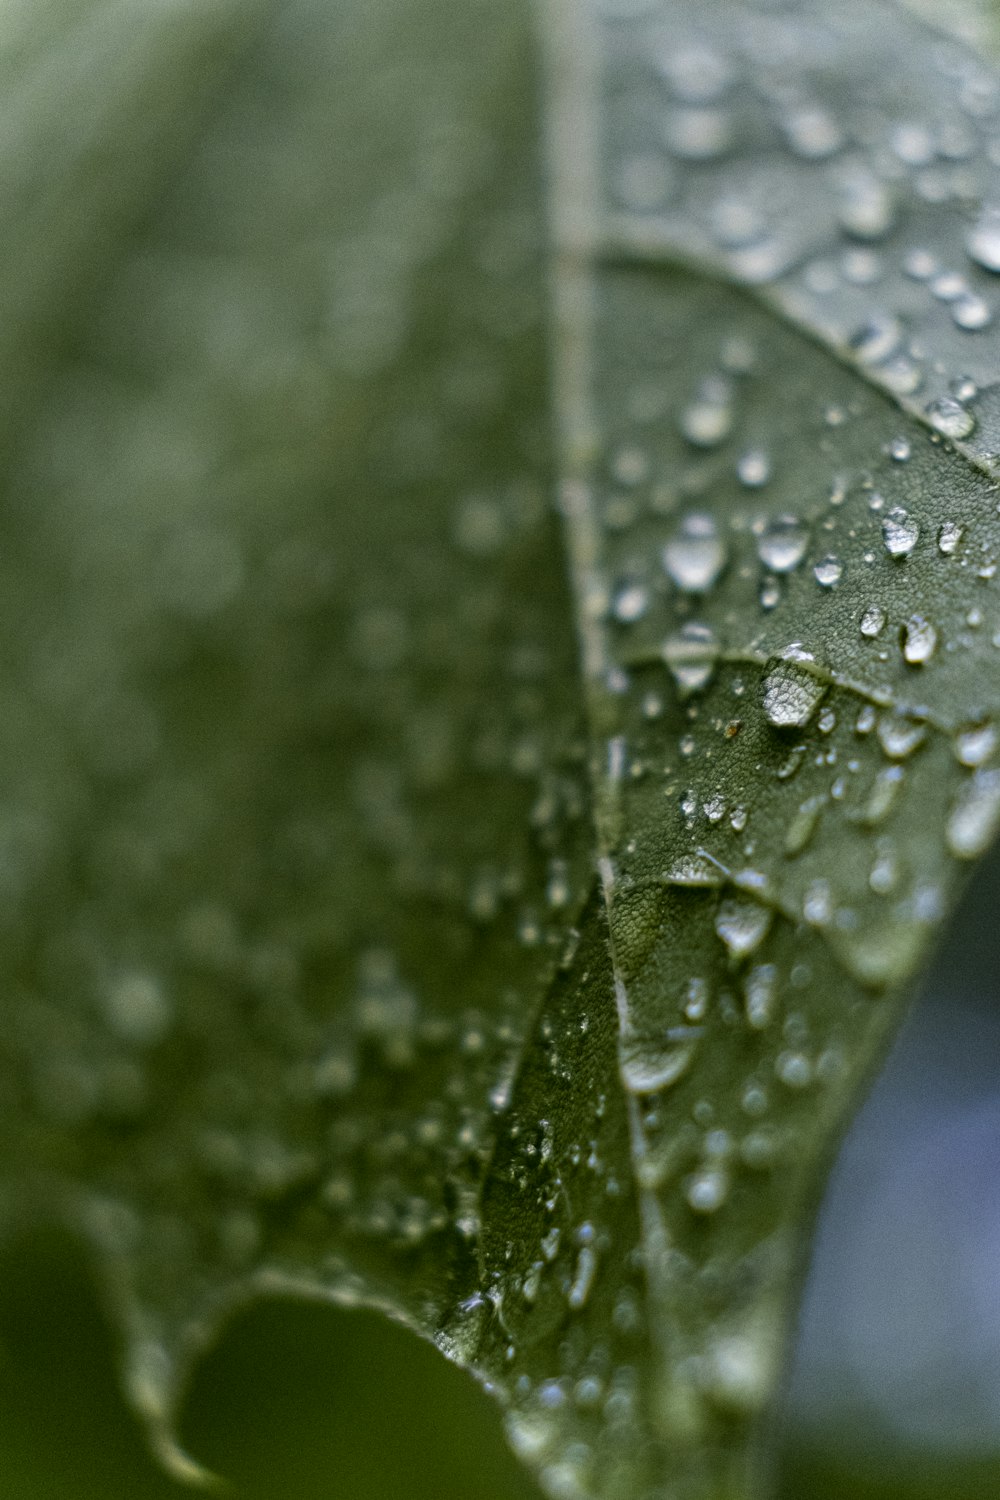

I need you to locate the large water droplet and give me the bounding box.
[662,621,720,695]
[663,513,727,592]
[938,520,964,555]
[860,603,886,638]
[714,896,772,958]
[757,515,808,573]
[762,660,827,728]
[947,768,1000,858]
[925,395,976,439]
[882,507,919,557]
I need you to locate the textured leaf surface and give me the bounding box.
[6,2,1000,1498]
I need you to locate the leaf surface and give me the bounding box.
[4,2,1000,1498]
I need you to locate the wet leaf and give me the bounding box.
[6,1,1000,1498]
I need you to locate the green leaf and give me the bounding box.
[5,2,1000,1498]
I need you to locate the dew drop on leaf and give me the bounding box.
[881,506,919,557]
[761,661,827,728]
[756,514,807,572]
[947,768,1000,858]
[812,555,843,587]
[966,206,1000,272]
[925,394,976,439]
[901,613,938,664]
[662,513,727,591]
[714,896,772,958]
[661,621,720,695]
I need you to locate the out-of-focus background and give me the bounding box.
[0,852,998,1499]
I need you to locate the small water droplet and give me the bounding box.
[803,878,832,925]
[685,1167,729,1213]
[679,380,734,447]
[938,521,964,555]
[877,714,927,760]
[849,313,903,365]
[902,614,938,664]
[662,621,720,695]
[757,515,808,573]
[665,107,732,161]
[882,507,919,557]
[714,897,772,958]
[663,514,727,591]
[967,207,1000,272]
[784,796,824,857]
[925,395,975,439]
[744,964,778,1029]
[860,603,887,638]
[953,293,992,330]
[947,768,1000,858]
[568,1245,598,1309]
[888,437,911,462]
[737,449,771,487]
[955,722,997,767]
[813,555,843,587]
[775,1051,812,1089]
[612,581,649,623]
[838,174,895,240]
[859,764,904,826]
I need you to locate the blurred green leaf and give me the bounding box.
[5,2,1000,1498]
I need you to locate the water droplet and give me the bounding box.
[955,722,997,767]
[663,513,727,591]
[888,437,911,462]
[882,507,919,557]
[869,845,899,894]
[659,42,732,104]
[901,614,937,664]
[925,395,975,439]
[782,105,843,159]
[849,315,902,365]
[744,964,778,1029]
[813,555,843,587]
[612,581,649,623]
[877,715,927,760]
[966,207,1000,272]
[762,661,827,729]
[103,972,172,1048]
[860,603,886,638]
[947,768,1000,858]
[620,1031,699,1094]
[737,449,771,487]
[679,381,734,447]
[568,1245,598,1308]
[784,795,824,857]
[684,977,709,1021]
[938,521,964,555]
[838,173,894,240]
[665,107,732,160]
[714,897,772,958]
[859,765,904,826]
[953,293,992,330]
[757,515,808,573]
[803,879,832,925]
[662,621,720,695]
[775,1051,812,1089]
[686,1167,729,1213]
